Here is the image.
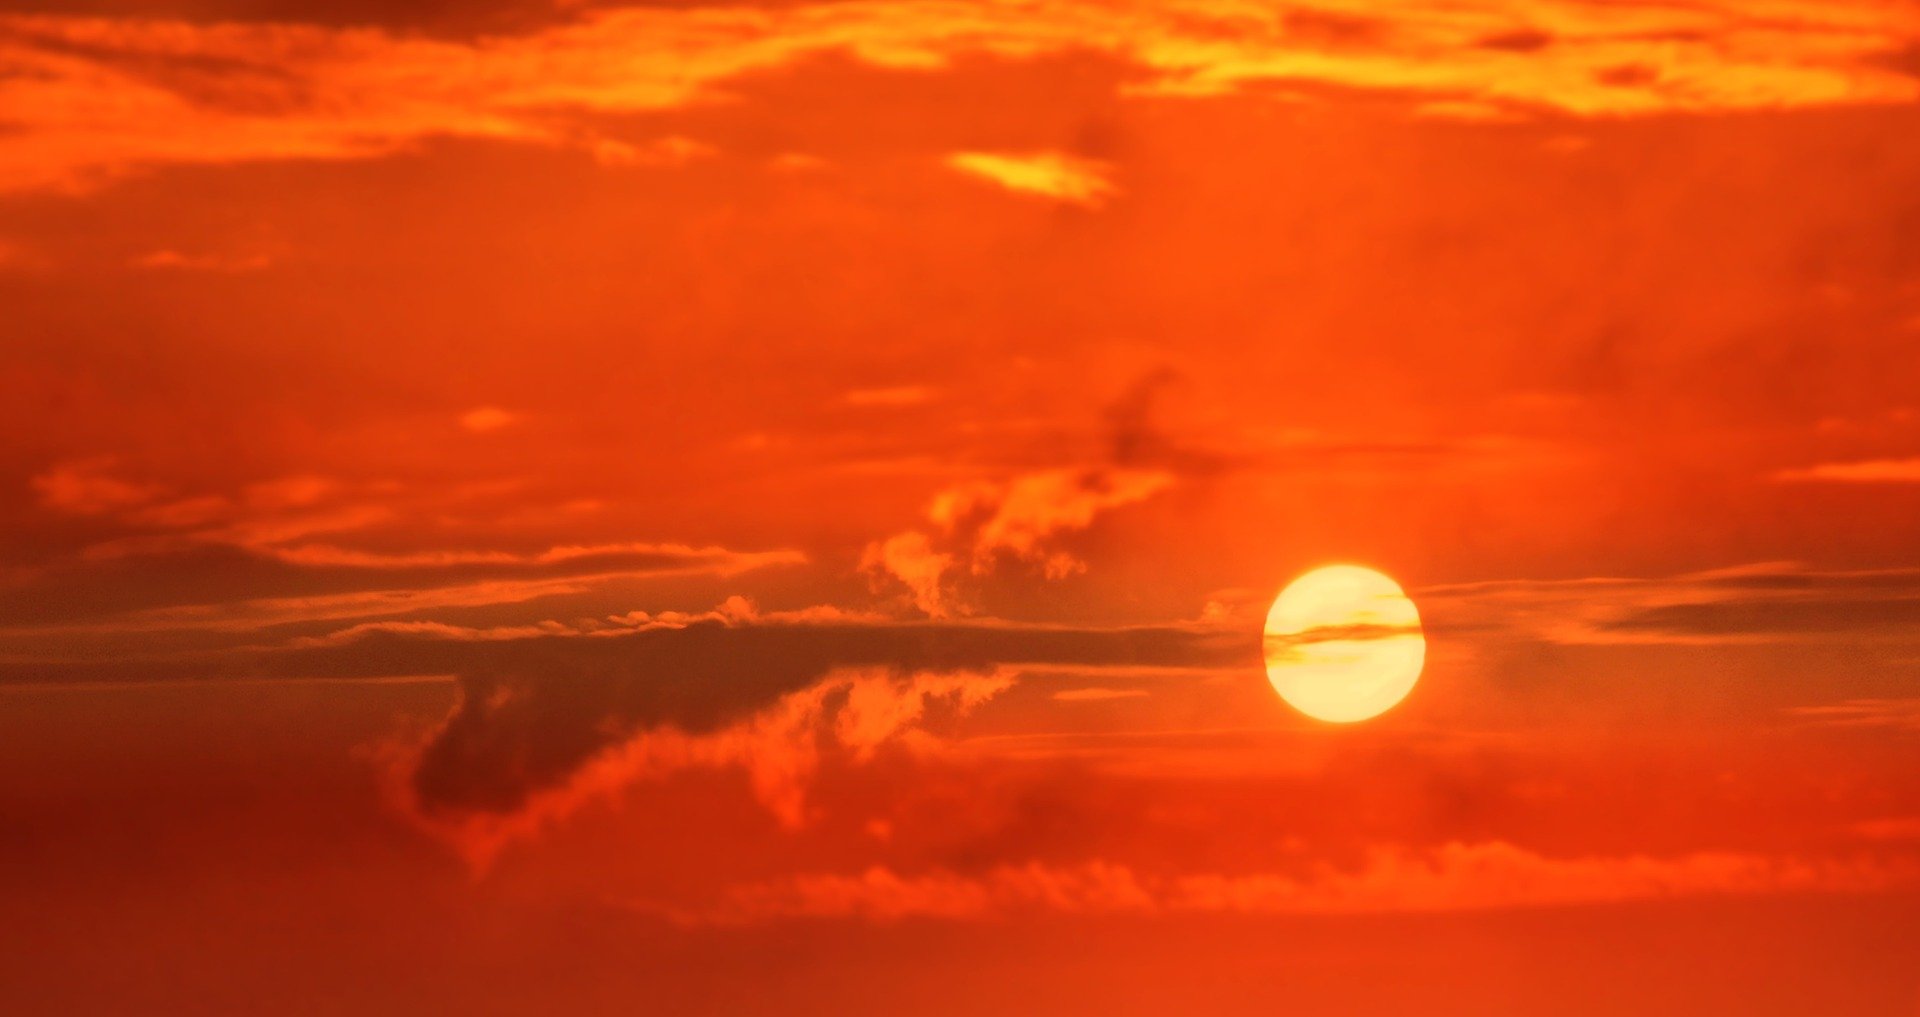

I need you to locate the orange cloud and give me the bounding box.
[30,457,161,514]
[3,0,1915,191]
[667,841,1920,924]
[394,665,1016,869]
[864,467,1174,616]
[130,249,273,272]
[1423,561,1920,647]
[1785,698,1920,732]
[859,532,955,618]
[458,406,520,433]
[588,134,717,167]
[1052,687,1151,702]
[1772,457,1920,482]
[946,151,1118,207]
[296,595,882,647]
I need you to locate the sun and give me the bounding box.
[1264,565,1425,723]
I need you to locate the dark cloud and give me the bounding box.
[0,615,1250,816]
[405,619,1245,816]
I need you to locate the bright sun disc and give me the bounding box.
[1264,565,1425,723]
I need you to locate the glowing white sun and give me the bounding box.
[1264,565,1424,723]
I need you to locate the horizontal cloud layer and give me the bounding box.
[3,0,1915,191]
[658,840,1920,923]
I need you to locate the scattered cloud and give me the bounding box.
[946,151,1119,207]
[6,0,1915,191]
[587,134,716,167]
[659,841,1920,924]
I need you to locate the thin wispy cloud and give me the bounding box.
[655,841,1920,924]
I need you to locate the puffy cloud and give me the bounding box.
[864,467,1174,616]
[664,841,1920,924]
[946,151,1118,207]
[3,0,1916,191]
[859,532,955,617]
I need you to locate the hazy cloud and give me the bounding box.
[1772,457,1920,483]
[1425,561,1920,647]
[660,841,1920,923]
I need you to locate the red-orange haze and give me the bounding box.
[3,1,1920,1013]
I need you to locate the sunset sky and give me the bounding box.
[4,0,1920,1012]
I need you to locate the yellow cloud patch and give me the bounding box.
[945,151,1119,207]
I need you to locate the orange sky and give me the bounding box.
[3,1,1920,1013]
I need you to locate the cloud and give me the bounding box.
[937,469,1175,574]
[659,841,1920,923]
[1052,687,1150,702]
[860,531,955,617]
[1784,697,1920,732]
[458,406,520,432]
[3,0,1915,191]
[295,594,879,647]
[130,249,272,272]
[1772,457,1920,483]
[946,151,1118,207]
[0,549,807,640]
[863,467,1174,616]
[168,612,1240,867]
[11,458,806,634]
[388,665,1015,868]
[1424,561,1920,647]
[30,457,162,514]
[587,134,716,167]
